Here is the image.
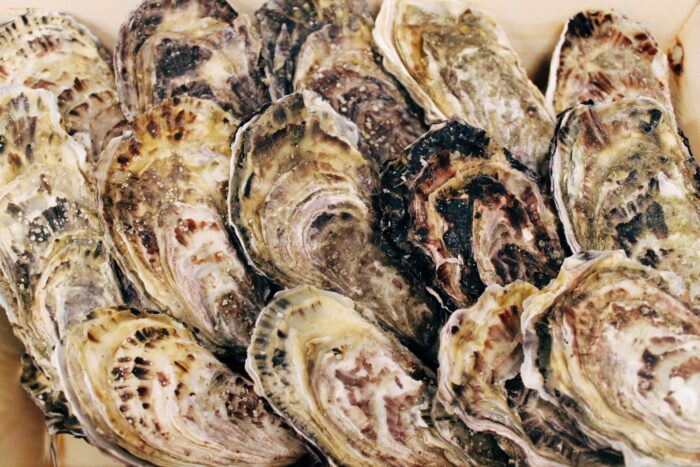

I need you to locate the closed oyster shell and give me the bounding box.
[56,306,306,466]
[256,0,371,100]
[373,0,554,176]
[551,97,700,303]
[438,281,622,466]
[229,91,439,352]
[99,96,265,353]
[0,86,129,433]
[546,10,672,116]
[115,0,268,121]
[247,285,472,466]
[0,12,126,166]
[521,250,700,465]
[381,120,565,308]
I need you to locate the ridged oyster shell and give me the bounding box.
[98,96,265,353]
[0,12,126,166]
[373,0,554,176]
[247,285,473,466]
[115,0,268,121]
[229,91,439,352]
[438,281,622,466]
[551,97,700,303]
[56,306,306,466]
[521,250,700,465]
[381,120,565,308]
[546,10,672,115]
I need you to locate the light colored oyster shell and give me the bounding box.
[0,12,126,166]
[551,97,700,303]
[521,250,700,466]
[115,0,268,121]
[98,96,265,353]
[373,0,554,176]
[229,90,439,352]
[438,281,622,466]
[293,23,426,165]
[56,306,306,466]
[381,120,565,308]
[546,10,672,116]
[0,86,129,433]
[247,285,472,466]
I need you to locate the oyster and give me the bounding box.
[551,97,700,303]
[381,120,565,308]
[115,0,268,121]
[546,10,672,116]
[521,250,700,465]
[259,0,426,165]
[0,12,126,166]
[256,0,371,100]
[247,285,471,465]
[98,96,265,353]
[56,306,306,466]
[439,281,622,466]
[229,91,438,351]
[373,0,554,176]
[0,86,129,432]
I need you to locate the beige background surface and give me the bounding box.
[0,1,698,466]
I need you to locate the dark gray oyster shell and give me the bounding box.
[0,12,126,166]
[247,285,473,466]
[551,97,700,303]
[521,250,700,465]
[546,10,672,116]
[438,281,622,466]
[115,0,268,121]
[56,306,307,466]
[373,0,554,176]
[381,120,565,308]
[229,91,439,352]
[98,96,265,353]
[0,86,130,434]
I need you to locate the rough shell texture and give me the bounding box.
[373,0,554,176]
[98,96,265,353]
[438,281,622,466]
[255,0,372,100]
[293,23,426,165]
[56,306,306,467]
[229,91,440,353]
[0,12,126,166]
[521,250,700,466]
[551,97,700,303]
[0,86,130,433]
[381,120,565,309]
[546,10,672,116]
[247,285,475,466]
[115,0,268,121]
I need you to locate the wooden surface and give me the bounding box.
[0,0,698,466]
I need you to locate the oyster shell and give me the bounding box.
[373,0,554,176]
[551,97,700,303]
[546,10,672,116]
[115,0,268,121]
[257,0,426,166]
[98,96,265,353]
[438,281,622,466]
[0,12,126,166]
[56,306,306,466]
[381,120,565,308]
[229,91,438,351]
[247,285,472,466]
[255,0,371,100]
[521,250,700,465]
[0,86,129,433]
